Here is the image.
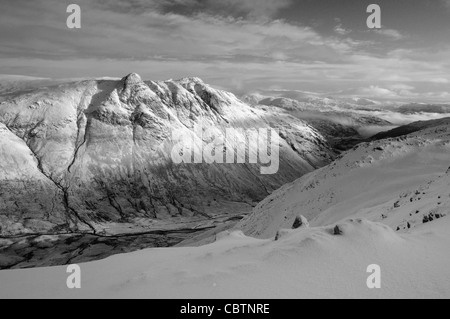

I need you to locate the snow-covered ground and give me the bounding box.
[238,124,450,239]
[0,216,449,299]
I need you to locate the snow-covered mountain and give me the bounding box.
[243,93,395,150]
[0,74,340,268]
[398,103,450,114]
[243,92,382,112]
[1,84,449,297]
[237,123,450,239]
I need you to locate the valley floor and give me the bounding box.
[0,213,244,269]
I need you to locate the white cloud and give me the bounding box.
[429,78,449,84]
[357,86,398,98]
[374,28,403,40]
[334,24,351,36]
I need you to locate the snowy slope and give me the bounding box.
[238,124,450,239]
[1,216,450,298]
[0,123,67,235]
[373,117,450,140]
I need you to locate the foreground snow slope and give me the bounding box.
[238,124,450,239]
[1,217,450,299]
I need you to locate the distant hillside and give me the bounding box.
[372,117,450,140]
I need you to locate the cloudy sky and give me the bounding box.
[1,0,450,101]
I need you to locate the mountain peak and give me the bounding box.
[122,72,142,85]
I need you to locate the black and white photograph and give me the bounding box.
[0,0,450,302]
